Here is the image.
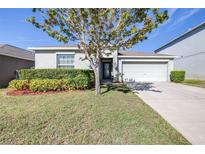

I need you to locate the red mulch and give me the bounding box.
[6,89,75,96]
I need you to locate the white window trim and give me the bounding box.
[57,65,75,68]
[56,52,75,68]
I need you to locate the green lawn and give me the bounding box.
[0,84,189,144]
[182,79,205,88]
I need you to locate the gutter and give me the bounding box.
[0,53,34,61]
[118,55,177,59]
[28,46,81,51]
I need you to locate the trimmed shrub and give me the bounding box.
[170,70,185,83]
[29,78,90,92]
[17,68,94,81]
[8,80,29,90]
[73,74,90,89]
[9,68,94,92]
[29,79,64,92]
[17,68,94,88]
[9,77,91,92]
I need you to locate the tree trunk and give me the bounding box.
[94,66,101,96]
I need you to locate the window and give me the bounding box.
[57,54,75,68]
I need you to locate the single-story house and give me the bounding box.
[155,21,205,79]
[29,46,175,82]
[0,44,34,87]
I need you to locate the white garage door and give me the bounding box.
[122,62,168,82]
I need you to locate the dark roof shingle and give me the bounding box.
[0,44,34,61]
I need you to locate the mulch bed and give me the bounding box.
[6,89,75,96]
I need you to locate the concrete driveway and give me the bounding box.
[126,82,205,144]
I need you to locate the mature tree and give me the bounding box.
[27,8,168,96]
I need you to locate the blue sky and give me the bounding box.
[0,8,204,52]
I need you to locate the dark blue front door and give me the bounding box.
[103,62,111,79]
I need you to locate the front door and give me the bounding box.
[102,62,112,79]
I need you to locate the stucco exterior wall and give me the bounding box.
[156,26,205,56]
[74,52,90,69]
[174,52,205,79]
[35,50,90,69]
[0,55,34,87]
[156,25,205,79]
[35,50,56,68]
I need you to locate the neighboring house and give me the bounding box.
[155,22,205,79]
[29,46,175,82]
[0,44,34,87]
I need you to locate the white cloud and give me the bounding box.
[169,9,201,29]
[148,9,178,39]
[148,29,159,39]
[160,8,178,26]
[168,8,178,18]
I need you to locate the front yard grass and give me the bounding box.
[182,79,205,88]
[0,84,189,144]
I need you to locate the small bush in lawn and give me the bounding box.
[170,70,185,83]
[8,80,29,90]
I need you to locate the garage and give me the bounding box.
[122,62,168,82]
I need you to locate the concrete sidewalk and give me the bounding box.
[127,82,205,144]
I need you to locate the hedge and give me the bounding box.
[170,70,185,83]
[17,69,94,83]
[9,77,91,92]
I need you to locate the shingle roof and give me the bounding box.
[0,44,6,48]
[118,51,172,56]
[0,44,34,61]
